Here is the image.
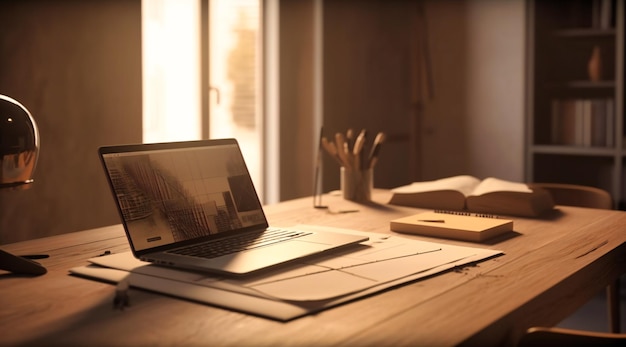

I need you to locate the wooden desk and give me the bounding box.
[1,190,625,346]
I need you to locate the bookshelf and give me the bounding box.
[526,0,625,209]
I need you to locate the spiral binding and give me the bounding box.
[433,210,500,219]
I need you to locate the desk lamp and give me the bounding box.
[0,94,46,275]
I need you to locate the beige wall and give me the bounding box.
[0,0,142,243]
[322,0,421,191]
[0,0,526,242]
[277,0,527,199]
[312,0,526,196]
[421,0,525,182]
[278,0,318,201]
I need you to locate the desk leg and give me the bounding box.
[607,279,621,333]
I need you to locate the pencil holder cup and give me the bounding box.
[340,167,373,202]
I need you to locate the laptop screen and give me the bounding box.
[99,139,267,252]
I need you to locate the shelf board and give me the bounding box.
[542,80,616,93]
[528,0,625,206]
[531,145,617,157]
[565,80,616,88]
[553,28,616,38]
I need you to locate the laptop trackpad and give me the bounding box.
[214,241,327,274]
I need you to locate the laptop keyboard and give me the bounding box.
[167,228,312,259]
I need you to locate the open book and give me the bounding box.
[389,175,555,217]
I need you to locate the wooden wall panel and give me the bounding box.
[322,0,416,191]
[0,0,142,243]
[278,0,317,201]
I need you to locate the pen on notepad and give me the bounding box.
[418,219,446,223]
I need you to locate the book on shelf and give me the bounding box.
[592,0,614,29]
[389,175,555,218]
[550,98,614,148]
[390,210,514,242]
[568,0,615,29]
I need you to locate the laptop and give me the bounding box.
[98,138,368,276]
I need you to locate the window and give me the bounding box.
[142,0,273,202]
[208,0,264,199]
[142,0,201,142]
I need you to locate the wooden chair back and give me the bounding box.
[518,327,626,347]
[530,183,613,210]
[521,184,622,341]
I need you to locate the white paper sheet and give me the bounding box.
[70,225,503,320]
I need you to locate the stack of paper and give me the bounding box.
[70,225,503,321]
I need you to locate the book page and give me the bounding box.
[469,177,531,197]
[391,175,481,197]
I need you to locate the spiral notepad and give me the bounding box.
[390,210,513,242]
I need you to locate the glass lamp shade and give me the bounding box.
[0,94,46,275]
[0,94,39,189]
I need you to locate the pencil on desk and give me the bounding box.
[346,128,355,152]
[321,137,344,166]
[368,132,385,169]
[325,129,385,171]
[352,130,366,170]
[335,132,352,169]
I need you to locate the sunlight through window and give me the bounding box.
[142,0,201,143]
